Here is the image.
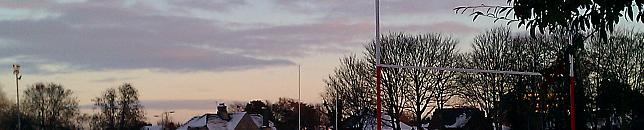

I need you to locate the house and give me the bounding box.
[342,113,413,130]
[177,103,276,130]
[141,125,162,130]
[429,108,490,130]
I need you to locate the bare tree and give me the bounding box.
[0,85,18,129]
[322,55,375,129]
[367,33,462,129]
[459,28,514,129]
[22,83,79,130]
[116,83,145,130]
[94,83,146,130]
[397,34,460,129]
[366,34,416,130]
[322,33,463,129]
[94,88,118,130]
[587,29,644,92]
[457,27,568,129]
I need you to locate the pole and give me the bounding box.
[16,73,20,130]
[335,93,338,130]
[569,28,576,130]
[374,0,381,64]
[374,0,382,130]
[162,112,166,129]
[165,112,169,129]
[376,66,382,130]
[298,65,301,130]
[13,64,21,130]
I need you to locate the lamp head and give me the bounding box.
[12,64,20,74]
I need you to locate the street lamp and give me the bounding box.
[12,64,21,130]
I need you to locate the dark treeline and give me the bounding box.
[0,82,146,130]
[321,27,644,130]
[179,98,325,130]
[0,83,327,130]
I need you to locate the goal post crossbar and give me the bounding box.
[379,64,543,76]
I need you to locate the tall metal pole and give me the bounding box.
[16,72,20,130]
[374,0,382,130]
[568,27,576,130]
[335,92,338,130]
[13,64,21,130]
[298,65,301,130]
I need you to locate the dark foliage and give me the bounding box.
[244,100,276,124]
[22,83,79,130]
[455,0,644,40]
[271,97,321,130]
[596,78,644,129]
[93,83,147,130]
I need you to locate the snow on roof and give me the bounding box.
[249,114,277,130]
[249,114,263,127]
[361,114,413,130]
[222,112,247,130]
[177,115,208,130]
[141,125,162,130]
[177,112,276,130]
[444,113,471,128]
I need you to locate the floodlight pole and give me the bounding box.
[13,64,21,130]
[374,0,382,130]
[16,74,20,130]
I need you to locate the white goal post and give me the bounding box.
[379,65,542,76]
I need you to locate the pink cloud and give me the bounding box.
[379,21,481,34]
[0,0,489,73]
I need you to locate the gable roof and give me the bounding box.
[429,108,489,129]
[177,112,243,130]
[343,114,413,130]
[177,112,276,130]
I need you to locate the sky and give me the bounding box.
[1,0,641,123]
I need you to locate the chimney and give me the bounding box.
[260,106,273,130]
[217,103,230,121]
[261,106,269,127]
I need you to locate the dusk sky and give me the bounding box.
[1,0,641,122]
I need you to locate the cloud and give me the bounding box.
[90,76,138,83]
[385,21,481,34]
[274,0,506,21]
[0,0,347,73]
[0,0,500,73]
[80,99,247,110]
[168,0,248,13]
[0,8,61,21]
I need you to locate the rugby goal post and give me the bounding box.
[371,1,575,130]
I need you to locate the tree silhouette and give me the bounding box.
[22,83,79,130]
[322,33,462,129]
[93,83,146,130]
[271,97,321,130]
[455,0,644,40]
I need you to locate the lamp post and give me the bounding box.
[154,110,175,130]
[298,65,301,130]
[12,64,21,130]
